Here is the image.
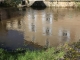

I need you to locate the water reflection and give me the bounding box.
[45,38,50,48]
[59,29,70,44]
[0,14,1,21]
[43,27,52,36]
[6,20,22,31]
[0,8,80,50]
[32,35,35,42]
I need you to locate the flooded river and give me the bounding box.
[0,7,80,51]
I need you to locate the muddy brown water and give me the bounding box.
[0,7,80,51]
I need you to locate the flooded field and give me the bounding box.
[0,7,80,51]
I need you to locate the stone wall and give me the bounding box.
[44,2,77,7]
[19,0,80,7]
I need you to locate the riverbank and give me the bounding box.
[0,40,80,60]
[64,40,80,60]
[1,1,80,8]
[0,0,21,7]
[44,1,80,8]
[0,48,64,60]
[0,2,11,7]
[17,1,80,8]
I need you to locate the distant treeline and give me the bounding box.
[0,0,22,7]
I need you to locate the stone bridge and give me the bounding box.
[22,0,47,7]
[21,0,77,8]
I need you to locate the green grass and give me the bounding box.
[0,48,64,60]
[0,40,79,60]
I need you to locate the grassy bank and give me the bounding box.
[0,48,64,60]
[0,40,80,60]
[64,40,80,60]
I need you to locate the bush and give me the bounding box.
[64,40,80,60]
[0,0,22,7]
[0,47,64,60]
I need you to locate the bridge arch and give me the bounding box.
[21,0,47,7]
[30,1,46,9]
